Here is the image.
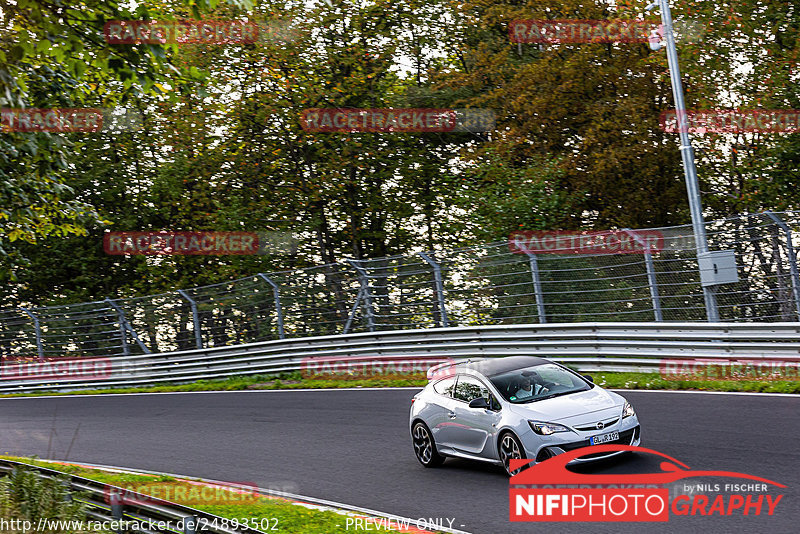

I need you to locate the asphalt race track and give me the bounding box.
[1,389,798,534]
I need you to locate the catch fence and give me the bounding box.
[2,211,800,361]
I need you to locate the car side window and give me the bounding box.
[433,377,457,397]
[452,375,489,403]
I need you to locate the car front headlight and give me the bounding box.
[622,401,636,419]
[529,421,571,435]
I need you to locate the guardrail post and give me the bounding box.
[523,252,547,323]
[105,299,151,354]
[177,290,203,349]
[60,479,72,502]
[347,260,375,332]
[257,274,285,339]
[109,490,124,531]
[418,252,449,328]
[623,229,663,321]
[182,515,198,534]
[764,211,800,320]
[20,307,44,361]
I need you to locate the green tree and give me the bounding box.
[431,0,694,231]
[0,0,249,283]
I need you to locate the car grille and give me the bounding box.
[574,417,620,432]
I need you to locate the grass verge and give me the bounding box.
[0,457,424,533]
[0,370,798,398]
[0,372,427,398]
[589,372,800,394]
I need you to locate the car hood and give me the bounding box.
[508,386,622,422]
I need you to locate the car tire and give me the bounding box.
[499,432,527,476]
[412,422,445,468]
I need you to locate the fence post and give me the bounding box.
[347,260,375,332]
[523,252,547,323]
[104,299,151,354]
[257,274,285,339]
[623,229,663,322]
[343,287,365,334]
[177,290,203,349]
[104,299,129,356]
[20,307,44,361]
[764,211,800,320]
[418,252,449,328]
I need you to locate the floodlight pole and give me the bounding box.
[653,0,719,321]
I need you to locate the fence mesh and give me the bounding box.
[2,211,800,362]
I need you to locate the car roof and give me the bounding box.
[460,356,552,378]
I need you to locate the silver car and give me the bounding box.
[409,356,641,475]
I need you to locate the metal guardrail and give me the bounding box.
[0,459,475,534]
[1,322,799,394]
[0,459,261,534]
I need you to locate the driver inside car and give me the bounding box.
[514,376,536,399]
[515,371,548,399]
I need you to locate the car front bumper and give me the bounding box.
[520,419,641,464]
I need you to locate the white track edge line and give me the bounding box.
[2,386,799,400]
[0,387,424,400]
[610,388,799,397]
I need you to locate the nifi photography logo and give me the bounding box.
[509,445,785,522]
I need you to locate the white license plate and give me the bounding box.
[590,431,619,445]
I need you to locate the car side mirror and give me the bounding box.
[583,375,593,383]
[468,397,490,409]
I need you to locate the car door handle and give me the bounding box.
[448,411,456,419]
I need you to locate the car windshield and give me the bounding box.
[489,363,591,404]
